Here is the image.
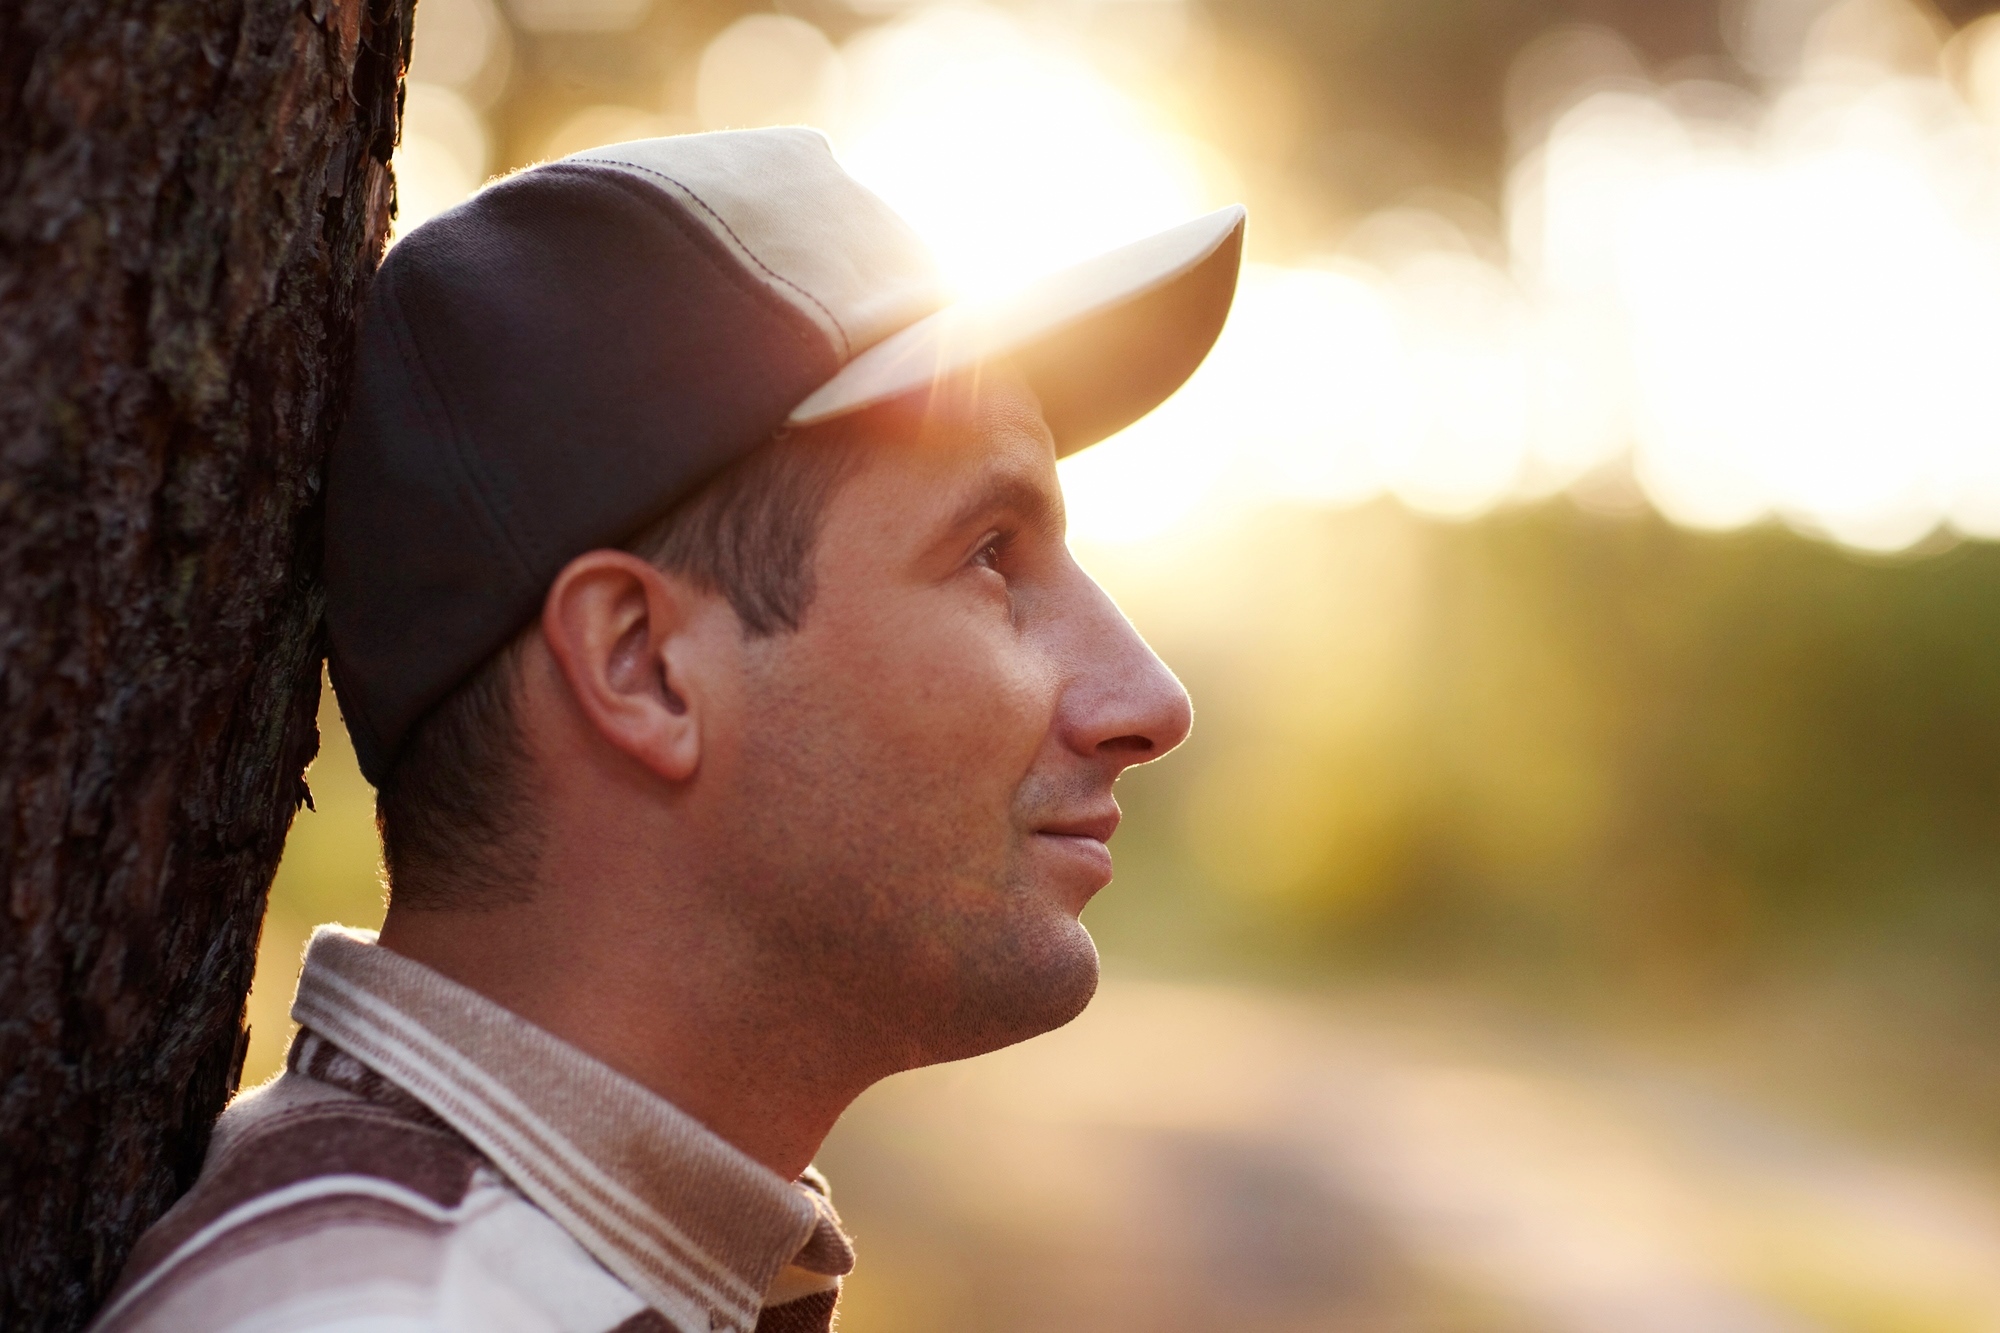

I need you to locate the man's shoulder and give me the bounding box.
[89,1038,663,1333]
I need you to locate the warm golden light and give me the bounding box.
[802,0,2000,553]
[834,5,1214,299]
[383,0,2000,552]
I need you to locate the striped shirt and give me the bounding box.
[90,927,854,1333]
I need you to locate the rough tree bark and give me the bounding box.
[0,2,414,1327]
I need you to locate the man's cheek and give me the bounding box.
[937,673,1049,801]
[871,620,1047,750]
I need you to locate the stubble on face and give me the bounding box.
[701,383,1107,1079]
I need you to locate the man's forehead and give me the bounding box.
[814,368,1063,547]
[834,367,1056,482]
[853,365,1048,449]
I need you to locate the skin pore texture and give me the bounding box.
[376,368,1193,1181]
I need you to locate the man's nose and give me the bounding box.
[1060,575,1193,773]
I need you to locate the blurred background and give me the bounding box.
[248,0,2000,1326]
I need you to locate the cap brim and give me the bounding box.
[784,205,1246,457]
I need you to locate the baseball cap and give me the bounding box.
[326,127,1244,784]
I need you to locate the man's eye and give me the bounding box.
[973,533,1008,571]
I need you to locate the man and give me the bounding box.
[92,128,1242,1333]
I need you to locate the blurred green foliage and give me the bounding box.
[1089,501,2000,1045]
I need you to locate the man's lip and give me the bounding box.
[1036,809,1121,843]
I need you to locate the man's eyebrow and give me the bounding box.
[942,468,1062,537]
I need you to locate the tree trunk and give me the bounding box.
[0,2,414,1327]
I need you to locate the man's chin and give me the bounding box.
[1019,913,1101,1032]
[920,912,1100,1067]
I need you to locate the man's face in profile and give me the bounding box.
[699,369,1193,1071]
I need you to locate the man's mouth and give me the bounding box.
[1036,807,1121,844]
[1032,806,1122,897]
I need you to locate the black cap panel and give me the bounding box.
[327,166,841,783]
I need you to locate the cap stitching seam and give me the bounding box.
[587,157,854,361]
[383,268,544,586]
[542,162,830,366]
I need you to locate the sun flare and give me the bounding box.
[388,0,2000,555]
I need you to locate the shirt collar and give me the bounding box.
[290,925,852,1332]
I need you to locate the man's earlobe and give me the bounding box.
[539,550,710,783]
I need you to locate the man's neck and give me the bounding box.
[376,890,873,1181]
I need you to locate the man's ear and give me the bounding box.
[537,550,726,783]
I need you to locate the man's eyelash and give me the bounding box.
[974,531,1013,568]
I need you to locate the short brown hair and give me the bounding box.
[375,424,861,909]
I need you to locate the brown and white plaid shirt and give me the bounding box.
[90,927,854,1333]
